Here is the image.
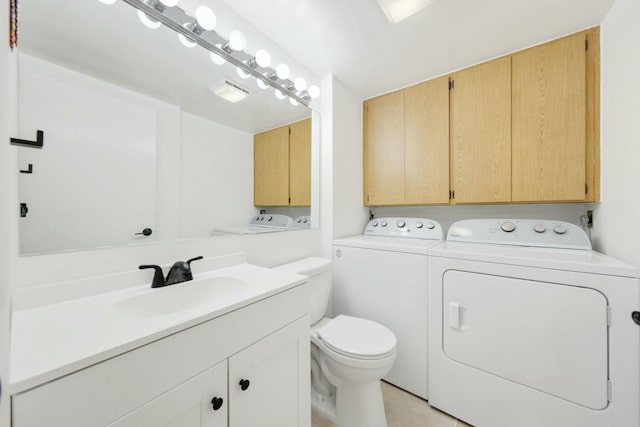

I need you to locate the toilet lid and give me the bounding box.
[317,315,397,359]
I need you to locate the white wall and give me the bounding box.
[180,112,255,238]
[331,78,369,239]
[590,0,640,267]
[0,4,16,424]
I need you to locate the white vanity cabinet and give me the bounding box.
[11,282,310,427]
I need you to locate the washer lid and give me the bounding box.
[317,315,397,358]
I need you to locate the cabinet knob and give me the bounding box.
[239,379,250,391]
[210,396,224,411]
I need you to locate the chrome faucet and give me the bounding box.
[139,256,204,288]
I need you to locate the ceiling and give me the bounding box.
[221,0,615,99]
[19,0,315,134]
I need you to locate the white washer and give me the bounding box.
[333,217,443,400]
[428,219,640,427]
[212,214,293,235]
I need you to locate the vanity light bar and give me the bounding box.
[120,0,313,106]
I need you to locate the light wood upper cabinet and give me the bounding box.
[363,78,449,206]
[254,126,290,206]
[254,118,311,207]
[450,56,512,204]
[405,77,450,204]
[364,91,405,206]
[512,32,586,202]
[289,118,312,206]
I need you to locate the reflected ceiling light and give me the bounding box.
[137,10,161,29]
[294,77,307,92]
[195,6,216,32]
[275,64,290,80]
[211,80,250,103]
[253,49,271,68]
[121,0,317,106]
[257,78,270,89]
[209,48,226,65]
[308,85,320,99]
[289,98,300,106]
[222,30,246,52]
[178,23,197,47]
[98,0,117,5]
[236,67,251,79]
[376,0,433,23]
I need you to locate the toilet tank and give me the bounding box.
[275,257,332,325]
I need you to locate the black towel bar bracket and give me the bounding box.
[11,130,44,149]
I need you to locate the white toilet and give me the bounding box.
[276,257,397,427]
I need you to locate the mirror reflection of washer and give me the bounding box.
[332,217,443,400]
[429,219,640,427]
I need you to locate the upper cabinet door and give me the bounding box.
[512,32,587,202]
[364,91,405,206]
[451,56,512,204]
[404,76,450,205]
[254,126,290,206]
[289,118,312,207]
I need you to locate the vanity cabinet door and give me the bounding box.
[228,317,310,427]
[107,361,228,427]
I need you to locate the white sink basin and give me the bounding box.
[115,277,249,318]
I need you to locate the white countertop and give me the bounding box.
[10,263,306,394]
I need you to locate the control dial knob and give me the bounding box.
[372,221,379,227]
[533,224,547,233]
[416,222,423,229]
[553,224,568,235]
[501,222,516,233]
[381,221,388,227]
[426,222,435,230]
[396,220,406,228]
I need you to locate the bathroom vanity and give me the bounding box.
[9,258,310,427]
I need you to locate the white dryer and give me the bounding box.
[428,219,640,427]
[333,217,443,400]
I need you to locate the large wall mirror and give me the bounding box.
[17,0,320,255]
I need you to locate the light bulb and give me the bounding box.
[209,50,226,65]
[294,77,307,92]
[178,23,196,48]
[195,6,216,31]
[290,98,300,106]
[276,64,290,80]
[275,89,286,100]
[137,10,161,29]
[308,85,320,99]
[236,67,251,79]
[228,30,246,51]
[254,49,271,68]
[98,0,117,4]
[257,78,269,90]
[159,0,178,6]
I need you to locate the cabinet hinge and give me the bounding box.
[289,197,291,204]
[585,39,589,51]
[448,80,455,90]
[606,305,611,326]
[289,127,291,135]
[607,380,612,401]
[449,190,452,200]
[449,190,455,200]
[585,183,588,195]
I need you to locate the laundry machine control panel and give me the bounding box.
[250,214,293,228]
[447,219,592,250]
[364,217,443,240]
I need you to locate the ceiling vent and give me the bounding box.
[210,79,250,103]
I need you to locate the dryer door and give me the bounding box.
[443,270,608,409]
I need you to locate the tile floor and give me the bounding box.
[311,381,473,427]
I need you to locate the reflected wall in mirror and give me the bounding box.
[17,0,318,255]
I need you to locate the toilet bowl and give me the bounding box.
[275,257,397,427]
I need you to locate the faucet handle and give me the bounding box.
[186,256,204,267]
[139,264,165,288]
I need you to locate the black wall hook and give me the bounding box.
[11,130,44,149]
[20,164,33,174]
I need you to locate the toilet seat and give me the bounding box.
[317,315,396,360]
